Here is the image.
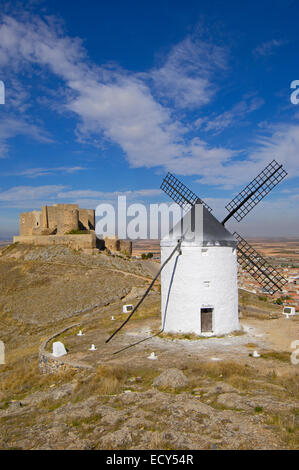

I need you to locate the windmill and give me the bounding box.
[106,160,288,347]
[159,160,288,336]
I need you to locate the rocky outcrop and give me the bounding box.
[153,368,189,389]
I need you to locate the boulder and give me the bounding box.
[153,368,189,389]
[217,393,251,411]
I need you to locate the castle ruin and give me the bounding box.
[13,203,132,256]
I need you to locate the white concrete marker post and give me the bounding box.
[0,340,4,364]
[52,341,67,358]
[147,352,157,360]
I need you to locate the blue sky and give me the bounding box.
[0,0,299,238]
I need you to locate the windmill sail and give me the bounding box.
[222,160,287,225]
[160,172,213,212]
[234,232,288,294]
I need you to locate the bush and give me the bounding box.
[141,252,154,260]
[67,229,90,235]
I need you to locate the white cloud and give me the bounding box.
[248,123,299,176]
[4,78,31,112]
[192,123,299,187]
[0,186,297,238]
[0,185,162,208]
[228,196,299,238]
[200,195,299,237]
[3,166,87,177]
[0,14,234,176]
[56,188,162,199]
[253,39,286,57]
[68,78,185,168]
[202,95,264,134]
[0,13,298,194]
[0,116,52,158]
[0,185,67,202]
[150,37,228,109]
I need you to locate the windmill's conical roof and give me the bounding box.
[161,203,237,247]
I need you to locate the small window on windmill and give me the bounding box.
[203,281,210,288]
[201,248,208,256]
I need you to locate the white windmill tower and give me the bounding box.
[106,161,288,349]
[160,161,288,337]
[160,202,239,336]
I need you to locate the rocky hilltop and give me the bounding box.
[0,243,298,450]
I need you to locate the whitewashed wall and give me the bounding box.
[161,245,239,336]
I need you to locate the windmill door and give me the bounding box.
[201,308,213,333]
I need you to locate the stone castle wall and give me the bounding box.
[79,209,95,231]
[119,240,132,256]
[56,208,79,235]
[103,237,132,256]
[17,204,131,255]
[20,204,96,236]
[20,210,42,236]
[13,233,97,253]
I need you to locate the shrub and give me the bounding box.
[67,229,90,235]
[141,252,154,260]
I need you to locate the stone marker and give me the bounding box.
[52,341,67,357]
[0,340,4,364]
[253,350,260,358]
[147,352,157,360]
[77,330,84,336]
[89,344,97,351]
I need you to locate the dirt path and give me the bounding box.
[243,317,299,352]
[28,259,157,283]
[56,306,298,378]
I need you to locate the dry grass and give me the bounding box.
[266,412,299,449]
[239,290,281,313]
[278,372,299,400]
[71,365,128,402]
[0,243,19,255]
[158,332,207,341]
[260,350,291,363]
[245,342,258,348]
[182,360,257,395]
[187,360,253,381]
[131,299,160,322]
[147,432,174,450]
[227,374,252,391]
[38,397,67,412]
[0,353,75,402]
[157,329,245,342]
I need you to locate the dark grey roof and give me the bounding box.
[161,203,237,247]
